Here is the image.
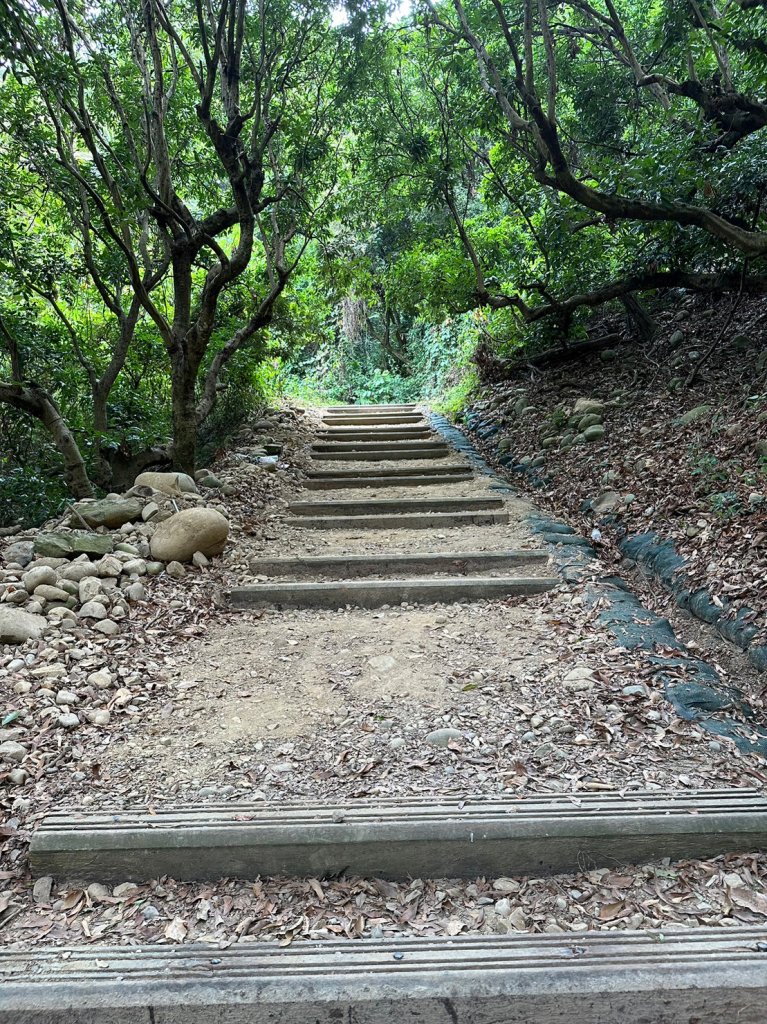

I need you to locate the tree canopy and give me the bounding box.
[1,0,765,520]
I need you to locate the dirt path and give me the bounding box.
[93,406,761,804]
[3,402,766,952]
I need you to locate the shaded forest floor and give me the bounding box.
[467,292,767,665]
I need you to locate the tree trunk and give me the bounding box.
[0,381,94,498]
[170,356,199,476]
[621,293,658,343]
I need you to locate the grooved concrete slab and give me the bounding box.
[304,473,475,489]
[310,448,451,461]
[29,790,767,883]
[312,440,446,453]
[248,550,550,578]
[306,465,470,479]
[229,575,556,610]
[6,927,766,1023]
[285,511,509,529]
[316,428,433,440]
[322,414,424,425]
[287,496,505,516]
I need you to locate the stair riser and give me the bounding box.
[306,466,470,479]
[312,442,445,453]
[325,404,417,412]
[288,498,504,515]
[303,474,474,489]
[284,511,509,529]
[322,416,424,426]
[316,430,433,440]
[7,927,766,1023]
[310,450,450,461]
[229,576,555,609]
[248,551,549,578]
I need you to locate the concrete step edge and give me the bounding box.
[29,788,767,882]
[283,511,510,529]
[310,450,452,460]
[303,474,475,489]
[287,497,505,515]
[305,466,470,478]
[229,575,556,608]
[6,926,766,1022]
[247,550,549,577]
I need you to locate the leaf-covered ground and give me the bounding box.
[2,393,767,949]
[467,293,767,653]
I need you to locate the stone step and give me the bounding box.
[230,575,556,609]
[310,447,451,461]
[7,926,766,1023]
[287,496,505,516]
[322,414,425,426]
[285,510,510,529]
[312,440,445,453]
[29,789,767,883]
[248,550,550,578]
[325,403,418,412]
[306,465,470,479]
[303,472,475,489]
[316,428,433,440]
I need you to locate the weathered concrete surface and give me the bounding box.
[303,472,475,489]
[305,465,470,479]
[311,448,451,461]
[30,790,767,884]
[326,403,418,412]
[316,428,433,440]
[229,575,556,609]
[284,510,510,529]
[287,496,505,516]
[322,414,425,426]
[248,550,549,578]
[312,440,447,453]
[3,929,767,1023]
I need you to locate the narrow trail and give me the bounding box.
[3,404,767,1021]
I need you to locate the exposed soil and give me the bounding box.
[3,400,767,950]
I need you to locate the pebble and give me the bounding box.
[622,684,649,697]
[166,561,186,579]
[8,768,28,785]
[0,740,27,762]
[389,737,406,749]
[87,883,111,903]
[79,600,108,620]
[55,689,79,706]
[58,712,80,729]
[94,619,120,636]
[7,658,26,672]
[88,669,113,689]
[86,709,111,726]
[425,728,463,748]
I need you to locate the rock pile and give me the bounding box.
[467,389,609,482]
[1,471,232,649]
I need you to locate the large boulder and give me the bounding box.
[0,606,47,644]
[150,508,229,563]
[134,472,198,496]
[70,496,143,529]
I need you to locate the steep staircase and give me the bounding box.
[5,404,767,1023]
